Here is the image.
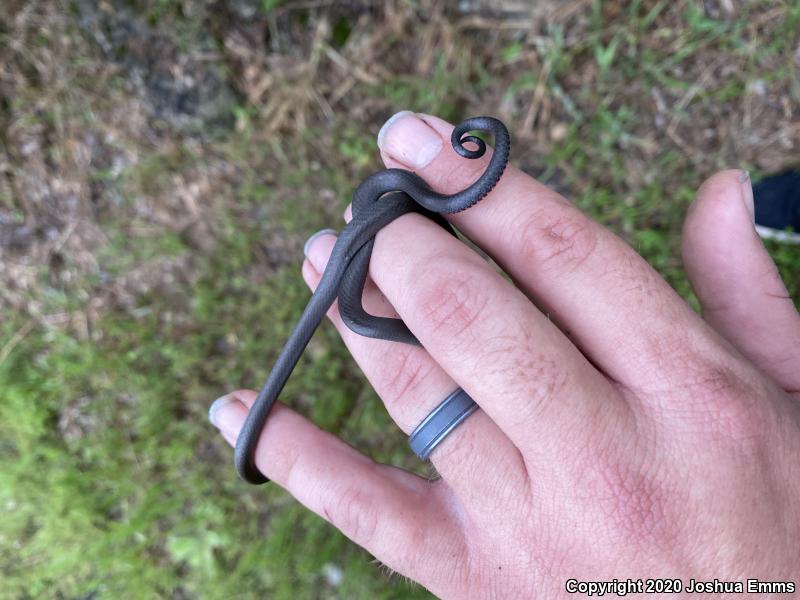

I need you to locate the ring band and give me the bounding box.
[408,388,478,460]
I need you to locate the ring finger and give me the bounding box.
[302,230,531,519]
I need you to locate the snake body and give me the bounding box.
[235,116,510,484]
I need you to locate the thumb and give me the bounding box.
[682,169,800,393]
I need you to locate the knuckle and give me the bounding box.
[416,255,491,342]
[688,365,771,446]
[518,207,599,273]
[649,351,773,449]
[381,347,437,407]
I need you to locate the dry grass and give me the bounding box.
[2,0,798,326]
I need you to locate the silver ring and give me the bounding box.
[408,388,478,460]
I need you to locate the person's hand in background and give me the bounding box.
[209,112,800,598]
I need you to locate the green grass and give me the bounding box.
[1,1,799,598]
[0,199,427,599]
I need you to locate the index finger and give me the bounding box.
[376,112,715,392]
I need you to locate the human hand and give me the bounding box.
[208,112,800,598]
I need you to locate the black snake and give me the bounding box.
[235,116,511,484]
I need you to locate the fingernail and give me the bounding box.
[738,170,754,223]
[377,110,443,169]
[209,393,246,446]
[304,228,336,272]
[209,393,238,429]
[304,228,337,259]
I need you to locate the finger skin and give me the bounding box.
[378,112,722,398]
[301,233,530,521]
[210,390,465,591]
[682,170,800,394]
[361,210,623,460]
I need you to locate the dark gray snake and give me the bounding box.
[235,116,511,484]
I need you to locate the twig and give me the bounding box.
[0,318,34,368]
